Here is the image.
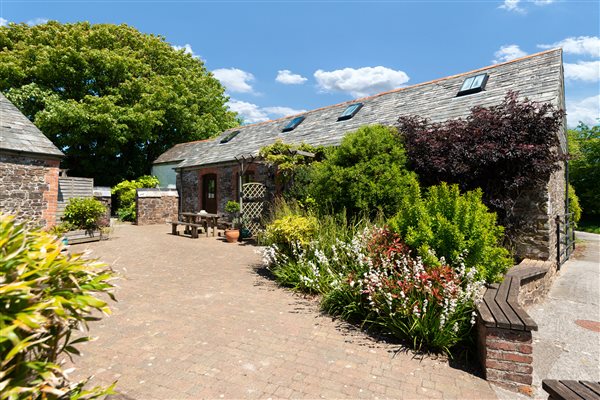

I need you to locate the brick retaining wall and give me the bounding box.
[477,259,557,396]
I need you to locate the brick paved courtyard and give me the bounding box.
[69,223,496,399]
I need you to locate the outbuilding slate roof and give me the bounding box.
[153,139,211,164]
[157,49,563,170]
[0,92,64,157]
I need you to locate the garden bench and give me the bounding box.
[478,264,548,331]
[476,260,552,393]
[542,380,600,400]
[167,220,204,239]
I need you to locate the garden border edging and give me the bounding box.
[476,259,556,396]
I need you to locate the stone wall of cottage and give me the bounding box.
[180,170,199,212]
[0,152,60,228]
[178,163,275,215]
[513,163,566,262]
[136,189,179,225]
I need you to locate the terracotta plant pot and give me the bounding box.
[225,229,240,243]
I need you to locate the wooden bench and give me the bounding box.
[542,380,600,400]
[167,220,204,239]
[477,265,548,331]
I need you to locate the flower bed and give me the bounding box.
[263,223,485,353]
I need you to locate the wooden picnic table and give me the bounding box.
[179,212,219,237]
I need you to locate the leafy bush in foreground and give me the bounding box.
[0,214,116,399]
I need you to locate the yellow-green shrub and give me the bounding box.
[263,215,318,247]
[0,214,116,399]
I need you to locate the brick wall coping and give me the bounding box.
[136,188,179,198]
[477,259,551,332]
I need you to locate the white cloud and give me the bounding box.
[275,70,308,85]
[262,106,307,117]
[227,100,305,124]
[314,66,410,98]
[227,100,268,123]
[493,45,528,64]
[173,44,201,59]
[539,36,600,58]
[0,18,8,26]
[212,68,255,94]
[566,95,600,127]
[564,61,600,82]
[532,0,555,5]
[499,0,525,13]
[27,18,48,25]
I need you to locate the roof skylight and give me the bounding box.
[282,116,305,132]
[338,103,363,121]
[220,130,240,144]
[457,73,489,96]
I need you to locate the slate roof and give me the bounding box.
[156,49,564,170]
[0,92,64,157]
[153,139,211,164]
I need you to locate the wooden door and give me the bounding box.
[202,174,217,213]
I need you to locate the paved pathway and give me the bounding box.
[527,231,600,398]
[68,223,496,399]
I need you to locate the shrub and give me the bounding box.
[389,183,512,283]
[399,92,565,245]
[263,214,318,248]
[225,200,240,214]
[111,175,159,221]
[568,184,582,225]
[306,125,420,219]
[0,214,115,398]
[63,197,107,230]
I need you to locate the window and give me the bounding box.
[338,103,363,121]
[220,130,240,144]
[457,73,489,96]
[282,116,305,132]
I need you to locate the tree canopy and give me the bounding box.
[568,123,600,217]
[0,21,238,185]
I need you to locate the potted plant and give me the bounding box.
[224,200,241,243]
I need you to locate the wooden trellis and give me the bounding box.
[241,182,266,236]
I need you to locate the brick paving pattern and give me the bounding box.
[69,224,496,399]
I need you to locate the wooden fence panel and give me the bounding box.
[57,177,94,220]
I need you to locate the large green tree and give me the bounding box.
[568,123,600,217]
[0,21,238,185]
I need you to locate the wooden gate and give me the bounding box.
[241,182,266,236]
[556,213,576,269]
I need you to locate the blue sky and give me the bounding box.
[1,0,599,127]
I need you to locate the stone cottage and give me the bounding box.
[0,92,64,228]
[154,48,568,261]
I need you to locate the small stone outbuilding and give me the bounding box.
[0,92,64,228]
